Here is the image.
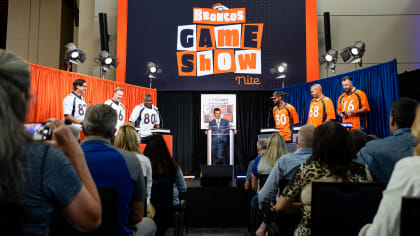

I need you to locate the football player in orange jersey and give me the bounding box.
[337,76,370,130]
[272,91,299,142]
[307,84,336,127]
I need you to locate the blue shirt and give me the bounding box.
[81,137,145,236]
[246,160,255,181]
[356,128,418,186]
[258,148,312,209]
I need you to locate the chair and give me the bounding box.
[0,201,23,235]
[401,197,420,236]
[311,182,384,236]
[49,187,119,236]
[151,177,187,236]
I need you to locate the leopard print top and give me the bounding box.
[281,161,373,236]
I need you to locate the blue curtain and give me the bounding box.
[277,59,399,138]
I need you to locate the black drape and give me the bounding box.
[157,91,273,176]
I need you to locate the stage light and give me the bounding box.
[146,62,161,79]
[270,62,288,88]
[94,50,119,78]
[64,43,86,71]
[340,41,366,66]
[146,62,161,88]
[319,49,338,72]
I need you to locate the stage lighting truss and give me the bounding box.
[64,43,86,71]
[340,41,366,66]
[95,51,119,78]
[319,49,338,72]
[146,62,161,88]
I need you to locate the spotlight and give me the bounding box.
[94,50,119,78]
[64,43,86,71]
[270,62,288,79]
[146,62,161,79]
[270,62,288,88]
[319,49,338,72]
[340,41,366,66]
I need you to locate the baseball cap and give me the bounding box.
[271,91,288,99]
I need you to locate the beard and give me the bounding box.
[344,88,352,94]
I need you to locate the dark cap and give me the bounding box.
[271,91,288,99]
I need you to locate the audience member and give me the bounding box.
[271,121,373,236]
[245,138,268,191]
[255,125,315,236]
[0,50,101,235]
[251,133,288,191]
[114,123,153,214]
[350,129,369,153]
[81,104,155,236]
[144,135,187,236]
[357,98,419,185]
[359,104,420,236]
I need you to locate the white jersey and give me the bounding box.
[129,104,160,138]
[104,99,125,133]
[63,92,87,130]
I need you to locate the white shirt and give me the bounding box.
[359,156,420,236]
[129,104,160,137]
[104,99,125,133]
[135,153,153,202]
[63,92,87,130]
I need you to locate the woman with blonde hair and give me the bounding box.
[114,123,153,204]
[251,133,288,191]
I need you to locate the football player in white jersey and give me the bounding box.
[63,78,87,138]
[104,87,125,134]
[129,94,160,144]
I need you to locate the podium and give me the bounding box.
[206,128,235,166]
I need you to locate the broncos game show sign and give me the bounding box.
[126,0,307,91]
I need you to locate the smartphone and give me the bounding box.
[24,123,51,140]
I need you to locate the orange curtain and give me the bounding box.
[27,63,157,123]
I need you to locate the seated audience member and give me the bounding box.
[144,135,187,236]
[251,133,288,191]
[357,98,419,185]
[81,104,155,236]
[271,121,373,236]
[245,138,268,191]
[0,50,101,234]
[256,124,315,236]
[114,123,156,222]
[350,129,369,153]
[359,105,420,236]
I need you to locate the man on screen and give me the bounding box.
[272,91,299,142]
[63,78,87,139]
[129,94,160,144]
[207,108,230,165]
[337,76,370,131]
[104,87,125,134]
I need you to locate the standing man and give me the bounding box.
[337,76,370,130]
[129,94,160,144]
[63,78,87,138]
[272,91,299,142]
[307,84,336,127]
[104,87,125,134]
[207,108,230,165]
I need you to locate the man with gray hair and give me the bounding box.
[255,124,315,235]
[129,94,160,144]
[307,84,336,127]
[81,104,156,236]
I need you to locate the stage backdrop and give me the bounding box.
[125,0,311,91]
[27,64,156,123]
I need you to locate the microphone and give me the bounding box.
[158,109,164,128]
[267,108,272,128]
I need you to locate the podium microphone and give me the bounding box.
[158,109,164,128]
[267,108,272,128]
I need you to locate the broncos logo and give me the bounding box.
[212,3,230,12]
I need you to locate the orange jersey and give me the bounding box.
[273,103,299,141]
[337,88,370,130]
[307,96,336,127]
